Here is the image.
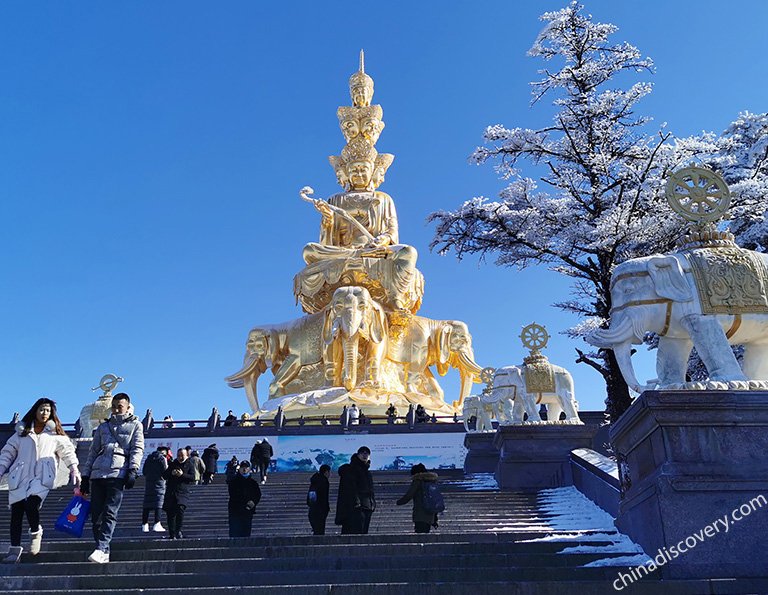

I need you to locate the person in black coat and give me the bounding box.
[201,444,219,485]
[250,439,274,484]
[141,446,169,532]
[161,448,195,539]
[227,461,262,537]
[335,446,376,534]
[307,464,331,535]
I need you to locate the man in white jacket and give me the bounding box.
[80,392,144,564]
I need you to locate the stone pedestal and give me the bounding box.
[493,424,598,490]
[463,432,499,473]
[610,390,768,579]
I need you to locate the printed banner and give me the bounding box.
[141,432,466,474]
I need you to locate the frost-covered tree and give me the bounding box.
[429,3,713,421]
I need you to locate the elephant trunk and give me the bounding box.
[342,334,360,390]
[612,340,646,394]
[587,314,638,348]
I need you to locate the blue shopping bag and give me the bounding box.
[54,495,90,537]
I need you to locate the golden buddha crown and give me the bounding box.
[341,137,377,165]
[349,50,374,106]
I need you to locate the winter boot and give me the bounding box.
[29,527,43,556]
[2,546,23,563]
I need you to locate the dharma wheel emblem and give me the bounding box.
[665,167,730,224]
[92,373,124,397]
[520,322,549,351]
[480,367,496,384]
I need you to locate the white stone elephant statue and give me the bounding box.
[323,286,387,391]
[587,250,768,393]
[461,394,494,432]
[490,366,580,424]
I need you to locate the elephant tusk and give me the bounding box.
[225,355,261,388]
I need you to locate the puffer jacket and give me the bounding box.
[142,450,168,509]
[0,421,79,506]
[396,471,439,524]
[81,413,144,480]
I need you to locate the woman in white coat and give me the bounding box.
[0,398,81,563]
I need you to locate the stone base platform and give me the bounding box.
[463,432,499,473]
[493,423,598,490]
[610,390,768,579]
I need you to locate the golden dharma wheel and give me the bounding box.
[665,167,730,224]
[520,322,549,351]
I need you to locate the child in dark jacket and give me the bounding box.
[228,461,262,537]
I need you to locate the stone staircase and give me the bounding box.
[0,472,756,593]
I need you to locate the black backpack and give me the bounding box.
[420,481,445,514]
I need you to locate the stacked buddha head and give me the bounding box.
[296,50,423,315]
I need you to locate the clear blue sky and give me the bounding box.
[1,1,767,423]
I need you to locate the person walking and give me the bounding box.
[396,463,441,534]
[80,392,144,564]
[251,439,273,484]
[227,461,262,537]
[141,446,168,533]
[225,456,239,483]
[0,398,81,563]
[190,450,206,485]
[307,464,331,535]
[162,448,195,539]
[201,444,219,484]
[335,446,375,535]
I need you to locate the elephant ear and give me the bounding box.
[368,302,386,344]
[322,308,336,345]
[647,255,693,301]
[435,323,452,375]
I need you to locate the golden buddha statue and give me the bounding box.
[295,54,424,314]
[228,51,482,420]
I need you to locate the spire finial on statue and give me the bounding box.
[349,49,374,107]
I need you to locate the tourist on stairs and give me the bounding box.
[0,398,81,563]
[227,460,262,537]
[396,463,443,534]
[307,464,331,535]
[141,445,168,533]
[162,447,195,539]
[81,392,144,564]
[335,446,376,534]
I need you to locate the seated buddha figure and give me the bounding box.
[299,139,422,313]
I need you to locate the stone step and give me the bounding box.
[19,536,624,561]
[0,566,661,590]
[0,580,733,595]
[3,552,639,576]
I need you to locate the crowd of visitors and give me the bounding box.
[1,402,446,564]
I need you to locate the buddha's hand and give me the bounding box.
[365,234,390,248]
[313,200,333,224]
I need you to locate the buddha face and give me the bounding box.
[335,166,350,189]
[361,117,383,144]
[347,161,373,190]
[371,165,386,188]
[351,84,372,107]
[341,118,360,142]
